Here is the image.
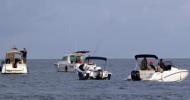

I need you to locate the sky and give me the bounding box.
[0,0,190,59]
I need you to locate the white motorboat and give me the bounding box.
[55,51,89,72]
[77,56,112,80]
[127,54,189,82]
[1,48,28,74]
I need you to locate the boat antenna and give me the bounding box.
[104,59,107,71]
[92,38,103,56]
[74,40,78,52]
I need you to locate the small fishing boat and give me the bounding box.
[127,54,189,82]
[77,56,112,80]
[1,48,28,74]
[55,51,89,72]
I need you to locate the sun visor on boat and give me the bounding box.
[135,54,158,60]
[85,57,107,61]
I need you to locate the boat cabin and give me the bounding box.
[5,51,25,66]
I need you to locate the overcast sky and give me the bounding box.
[0,0,190,59]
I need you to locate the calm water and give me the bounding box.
[0,59,190,100]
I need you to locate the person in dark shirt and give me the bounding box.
[158,59,165,72]
[141,57,148,70]
[159,59,165,69]
[20,48,27,63]
[149,61,156,71]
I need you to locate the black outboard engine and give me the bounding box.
[78,64,89,80]
[78,72,89,80]
[96,70,103,80]
[131,70,141,81]
[79,64,85,71]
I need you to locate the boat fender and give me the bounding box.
[65,66,68,72]
[131,70,141,81]
[107,74,111,80]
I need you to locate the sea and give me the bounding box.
[0,59,190,100]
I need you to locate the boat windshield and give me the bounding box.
[70,55,83,64]
[85,57,107,66]
[136,57,158,70]
[62,56,68,61]
[134,54,158,69]
[15,53,22,59]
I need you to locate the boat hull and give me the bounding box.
[78,71,112,80]
[128,67,189,82]
[1,64,28,74]
[56,62,81,72]
[150,68,189,82]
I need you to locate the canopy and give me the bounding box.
[85,56,107,61]
[6,51,21,59]
[75,51,90,54]
[135,54,158,60]
[6,51,22,63]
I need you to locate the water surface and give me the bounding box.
[0,59,190,100]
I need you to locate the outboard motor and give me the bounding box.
[131,70,141,81]
[78,72,89,80]
[78,64,90,80]
[83,73,89,80]
[79,64,85,71]
[0,61,2,71]
[78,64,85,80]
[96,70,103,80]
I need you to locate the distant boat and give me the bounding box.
[54,51,90,72]
[127,54,189,82]
[1,48,28,74]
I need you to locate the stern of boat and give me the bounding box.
[1,64,28,74]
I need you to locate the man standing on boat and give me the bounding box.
[20,48,27,63]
